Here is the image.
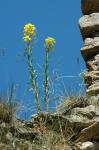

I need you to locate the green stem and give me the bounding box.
[44,50,49,112]
[27,45,42,113]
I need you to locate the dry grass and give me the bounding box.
[56,96,89,114]
[32,130,72,150]
[0,94,16,123]
[0,85,17,123]
[0,101,13,123]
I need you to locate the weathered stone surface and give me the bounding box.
[82,0,99,15]
[75,122,99,143]
[11,126,37,139]
[8,119,38,140]
[84,71,99,87]
[75,141,99,150]
[65,104,99,146]
[84,37,99,47]
[87,82,99,96]
[56,98,89,114]
[33,104,99,149]
[66,105,99,130]
[71,105,99,117]
[74,1,99,149]
[66,115,94,129]
[32,112,88,134]
[32,105,99,138]
[79,13,99,39]
[81,45,99,61]
[82,50,99,95]
[87,54,99,71]
[79,12,99,96]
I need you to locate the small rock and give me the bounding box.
[75,141,99,150]
[6,132,13,142]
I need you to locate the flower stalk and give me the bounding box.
[27,45,42,113]
[23,23,42,113]
[44,37,56,112]
[44,49,49,112]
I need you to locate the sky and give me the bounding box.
[0,0,86,119]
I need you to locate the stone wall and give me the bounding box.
[79,0,99,96]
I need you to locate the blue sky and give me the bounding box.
[0,0,86,119]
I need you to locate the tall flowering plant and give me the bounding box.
[44,37,56,112]
[23,23,56,113]
[23,23,42,113]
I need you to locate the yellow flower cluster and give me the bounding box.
[45,37,56,50]
[23,23,36,43]
[24,36,32,43]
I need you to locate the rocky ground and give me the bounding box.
[0,96,99,150]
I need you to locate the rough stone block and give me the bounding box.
[82,0,99,15]
[79,13,99,39]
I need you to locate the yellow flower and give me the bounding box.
[23,23,36,43]
[45,37,56,50]
[23,35,32,43]
[24,23,36,37]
